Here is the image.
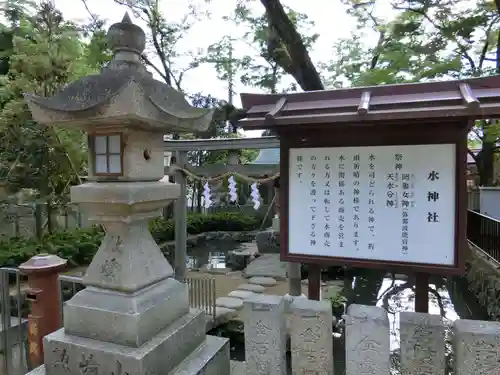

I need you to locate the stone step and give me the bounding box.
[169,335,230,375]
[215,306,237,317]
[228,290,256,300]
[237,283,265,293]
[216,297,243,310]
[248,276,277,286]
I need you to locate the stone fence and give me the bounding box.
[243,296,500,375]
[466,242,500,320]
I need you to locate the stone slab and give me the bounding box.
[399,312,445,375]
[64,277,189,347]
[170,335,230,375]
[216,297,244,310]
[244,254,286,280]
[255,230,280,254]
[43,309,206,375]
[71,179,180,206]
[345,304,390,375]
[226,246,259,271]
[290,298,333,375]
[228,290,256,300]
[25,365,45,375]
[247,276,277,287]
[205,307,239,332]
[453,318,500,375]
[237,284,265,293]
[230,360,246,375]
[244,295,286,375]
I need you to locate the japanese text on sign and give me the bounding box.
[288,144,456,266]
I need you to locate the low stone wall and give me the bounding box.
[160,231,258,252]
[465,243,500,320]
[241,297,500,375]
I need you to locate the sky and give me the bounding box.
[53,0,391,137]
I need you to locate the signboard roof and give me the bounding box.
[239,75,500,129]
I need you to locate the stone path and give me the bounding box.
[214,275,279,321]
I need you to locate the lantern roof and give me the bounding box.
[24,13,213,133]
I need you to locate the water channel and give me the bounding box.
[179,241,490,374]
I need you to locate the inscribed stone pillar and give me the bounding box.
[244,295,286,375]
[345,304,390,375]
[274,186,302,297]
[399,312,445,375]
[453,319,500,375]
[290,298,333,375]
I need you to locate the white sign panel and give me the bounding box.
[288,144,456,266]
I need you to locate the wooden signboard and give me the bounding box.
[282,138,463,274]
[287,143,456,268]
[239,75,500,277]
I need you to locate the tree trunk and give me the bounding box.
[477,142,495,186]
[46,199,53,233]
[260,0,324,91]
[34,202,43,239]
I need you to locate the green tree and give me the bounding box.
[322,0,499,185]
[0,1,108,231]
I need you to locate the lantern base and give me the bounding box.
[29,310,229,375]
[63,276,189,347]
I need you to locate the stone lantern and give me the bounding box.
[24,13,230,375]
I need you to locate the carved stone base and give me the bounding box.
[64,277,189,347]
[29,309,229,375]
[27,335,229,375]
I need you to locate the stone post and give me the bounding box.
[275,184,302,298]
[174,150,188,282]
[290,298,333,375]
[244,295,286,375]
[18,254,67,368]
[453,319,500,375]
[228,150,239,165]
[399,312,445,375]
[345,304,390,375]
[287,263,302,297]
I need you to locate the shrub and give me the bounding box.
[0,212,261,268]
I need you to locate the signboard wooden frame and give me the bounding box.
[239,76,500,277]
[279,123,468,275]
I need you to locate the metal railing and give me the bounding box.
[0,267,30,375]
[467,209,500,263]
[58,274,85,325]
[186,276,217,321]
[58,275,217,322]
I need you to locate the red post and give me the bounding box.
[415,272,429,313]
[308,264,321,300]
[19,254,67,367]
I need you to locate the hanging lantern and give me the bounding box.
[228,176,238,202]
[250,182,261,210]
